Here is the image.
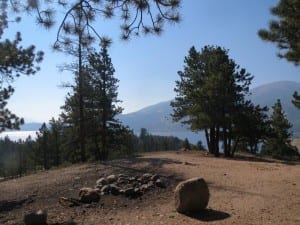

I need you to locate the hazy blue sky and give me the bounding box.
[3,0,300,123]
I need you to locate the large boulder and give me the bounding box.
[79,187,100,203]
[24,210,47,225]
[174,177,209,213]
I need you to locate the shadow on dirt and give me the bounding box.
[0,197,33,213]
[226,154,299,166]
[104,157,185,184]
[184,209,230,222]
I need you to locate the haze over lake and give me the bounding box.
[0,131,37,141]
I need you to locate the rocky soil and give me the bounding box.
[0,151,299,225]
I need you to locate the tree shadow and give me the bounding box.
[227,154,299,166]
[0,197,33,213]
[184,209,230,222]
[103,156,186,184]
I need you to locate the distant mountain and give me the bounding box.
[119,81,300,142]
[20,123,42,131]
[18,81,300,143]
[249,81,300,136]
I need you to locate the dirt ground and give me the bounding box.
[0,151,299,225]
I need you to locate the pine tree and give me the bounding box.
[35,123,51,170]
[262,99,298,159]
[0,2,43,132]
[292,92,300,109]
[171,45,253,157]
[232,104,270,154]
[258,0,300,65]
[9,1,180,42]
[183,138,191,150]
[85,46,123,160]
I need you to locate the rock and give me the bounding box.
[147,180,154,188]
[174,177,209,213]
[79,187,100,203]
[140,184,149,192]
[134,187,143,196]
[129,176,136,182]
[141,173,152,183]
[155,179,166,188]
[124,187,135,197]
[151,174,159,181]
[101,185,110,194]
[110,184,121,195]
[107,174,117,183]
[24,209,47,225]
[96,177,108,186]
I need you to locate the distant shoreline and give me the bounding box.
[0,131,37,141]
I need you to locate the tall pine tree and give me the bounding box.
[262,99,298,159]
[0,2,43,132]
[85,45,123,160]
[171,45,253,157]
[258,0,300,65]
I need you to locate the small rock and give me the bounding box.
[79,187,100,203]
[101,185,110,194]
[124,187,135,197]
[96,177,108,186]
[140,184,149,192]
[147,180,154,188]
[151,174,159,181]
[155,179,166,188]
[107,174,117,183]
[24,209,47,225]
[141,173,152,183]
[110,184,121,195]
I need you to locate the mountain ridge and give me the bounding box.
[18,81,300,143]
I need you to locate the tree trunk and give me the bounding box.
[204,129,211,153]
[78,17,86,162]
[209,127,216,155]
[215,126,220,157]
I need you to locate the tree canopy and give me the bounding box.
[258,0,300,65]
[0,2,43,132]
[8,0,181,46]
[261,99,298,159]
[171,45,257,157]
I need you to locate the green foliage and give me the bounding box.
[171,45,254,157]
[258,0,300,65]
[9,0,181,44]
[183,138,191,150]
[232,104,271,154]
[60,46,125,161]
[196,140,205,151]
[137,128,183,152]
[0,126,186,177]
[262,99,299,159]
[292,92,300,109]
[0,2,43,133]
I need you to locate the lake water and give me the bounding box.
[0,131,37,141]
[0,130,206,145]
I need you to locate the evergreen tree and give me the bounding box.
[171,45,253,157]
[49,118,63,166]
[9,1,180,42]
[85,46,123,160]
[232,104,270,154]
[292,91,300,109]
[262,99,298,159]
[0,11,43,132]
[183,138,191,150]
[258,0,300,65]
[35,123,51,170]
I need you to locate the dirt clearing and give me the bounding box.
[0,151,299,225]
